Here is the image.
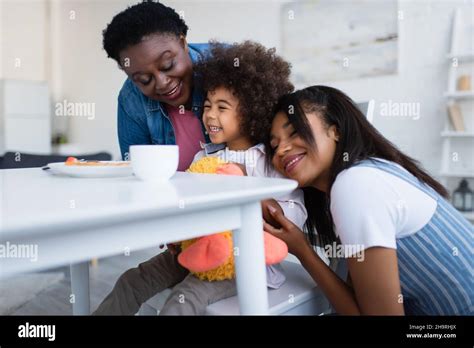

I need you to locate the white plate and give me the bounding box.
[46,161,133,178]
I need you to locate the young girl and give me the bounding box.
[264,85,473,315]
[156,41,307,315]
[94,41,307,315]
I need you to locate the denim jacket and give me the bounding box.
[117,43,211,160]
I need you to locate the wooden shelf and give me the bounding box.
[440,171,474,178]
[441,131,474,137]
[444,91,474,99]
[461,211,474,221]
[446,52,474,62]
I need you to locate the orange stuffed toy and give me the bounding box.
[177,156,288,281]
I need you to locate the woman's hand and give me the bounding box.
[261,199,283,228]
[263,204,311,258]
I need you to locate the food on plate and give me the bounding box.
[64,157,130,166]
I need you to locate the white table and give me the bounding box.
[0,168,297,315]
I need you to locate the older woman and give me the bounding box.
[95,1,218,315]
[103,1,210,170]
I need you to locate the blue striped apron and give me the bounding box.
[353,159,473,315]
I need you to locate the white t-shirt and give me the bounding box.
[330,159,437,257]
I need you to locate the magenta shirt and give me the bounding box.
[166,105,205,171]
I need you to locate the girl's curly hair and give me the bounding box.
[194,41,294,145]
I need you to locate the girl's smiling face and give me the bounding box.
[203,86,252,151]
[120,34,193,107]
[270,110,339,192]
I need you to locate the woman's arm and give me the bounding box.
[117,100,151,160]
[299,245,405,315]
[297,243,361,315]
[347,247,404,315]
[264,207,405,315]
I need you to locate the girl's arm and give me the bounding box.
[264,207,405,315]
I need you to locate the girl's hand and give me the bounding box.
[263,205,311,258]
[159,243,181,255]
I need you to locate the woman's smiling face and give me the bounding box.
[270,110,339,192]
[120,33,193,107]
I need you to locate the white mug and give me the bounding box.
[130,145,179,181]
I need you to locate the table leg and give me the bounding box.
[232,201,268,314]
[70,262,90,315]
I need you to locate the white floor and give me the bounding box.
[10,247,161,315]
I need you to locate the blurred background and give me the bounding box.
[0,0,472,213]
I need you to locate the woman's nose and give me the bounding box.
[277,141,291,158]
[154,72,171,92]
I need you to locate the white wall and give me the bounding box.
[0,0,48,81]
[175,0,285,50]
[322,1,473,176]
[47,0,131,158]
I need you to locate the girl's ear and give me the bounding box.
[328,125,340,142]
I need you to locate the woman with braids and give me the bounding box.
[263,86,473,315]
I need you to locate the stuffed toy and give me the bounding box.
[177,156,288,281]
